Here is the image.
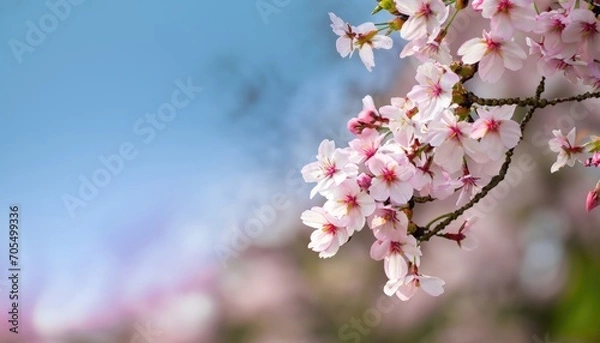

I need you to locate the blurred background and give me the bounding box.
[1,0,600,342]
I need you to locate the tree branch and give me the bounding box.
[467,89,600,109]
[417,78,547,242]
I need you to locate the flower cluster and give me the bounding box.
[301,91,514,299]
[302,0,600,301]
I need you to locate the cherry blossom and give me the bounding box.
[548,128,585,173]
[400,35,452,65]
[323,179,376,233]
[526,37,578,79]
[407,61,460,121]
[301,139,358,198]
[367,153,416,204]
[470,105,521,161]
[562,9,600,63]
[442,217,479,250]
[368,205,410,241]
[301,207,351,258]
[355,22,394,71]
[480,0,536,39]
[304,0,600,303]
[372,237,422,282]
[533,11,578,58]
[328,14,393,71]
[458,30,527,82]
[427,110,487,173]
[396,0,449,41]
[329,13,355,58]
[384,264,445,301]
[379,97,423,147]
[348,128,384,163]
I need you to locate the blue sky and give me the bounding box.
[0,0,401,335]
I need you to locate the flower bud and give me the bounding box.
[586,181,600,212]
[372,0,398,15]
[388,17,406,32]
[584,135,600,153]
[584,152,600,167]
[357,173,373,191]
[450,61,477,81]
[347,118,364,135]
[456,0,469,10]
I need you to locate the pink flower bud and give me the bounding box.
[358,109,378,123]
[585,182,600,212]
[584,152,600,167]
[347,118,364,135]
[357,173,372,191]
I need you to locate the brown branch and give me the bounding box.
[417,78,547,242]
[467,89,600,109]
[413,195,435,203]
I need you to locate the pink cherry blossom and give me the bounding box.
[301,207,351,258]
[371,237,422,281]
[456,173,484,206]
[400,35,452,65]
[526,37,578,79]
[416,159,461,200]
[384,264,445,301]
[407,61,460,122]
[577,61,600,90]
[480,0,536,40]
[548,128,585,173]
[470,105,522,161]
[348,95,388,135]
[367,153,416,204]
[396,0,449,41]
[458,30,527,82]
[348,128,384,163]
[368,205,410,241]
[329,13,355,58]
[379,97,422,147]
[328,14,393,71]
[533,11,578,58]
[323,179,376,233]
[562,9,600,63]
[303,0,600,304]
[443,217,479,250]
[301,140,358,198]
[355,23,394,72]
[427,110,487,174]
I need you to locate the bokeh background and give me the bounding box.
[1,0,600,342]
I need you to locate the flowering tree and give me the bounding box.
[301,0,600,301]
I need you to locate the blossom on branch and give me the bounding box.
[548,128,585,173]
[458,30,527,82]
